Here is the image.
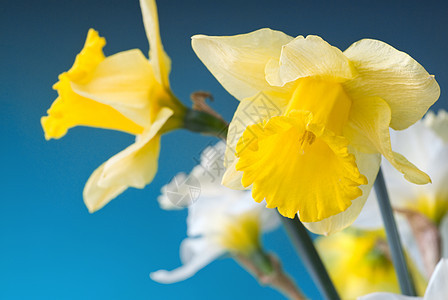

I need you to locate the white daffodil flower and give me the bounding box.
[151,142,280,283]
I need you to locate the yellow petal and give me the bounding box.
[71,49,160,127]
[222,91,287,189]
[139,0,171,88]
[41,29,144,139]
[267,35,356,86]
[343,39,440,130]
[304,148,381,235]
[236,110,367,222]
[65,28,106,84]
[41,75,143,140]
[192,28,293,101]
[346,96,431,184]
[83,107,173,212]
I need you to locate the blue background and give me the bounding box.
[1,0,448,299]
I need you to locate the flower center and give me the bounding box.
[299,130,316,154]
[217,213,261,255]
[409,195,448,225]
[286,77,352,135]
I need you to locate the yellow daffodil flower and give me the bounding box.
[316,228,426,299]
[41,0,186,212]
[192,29,440,234]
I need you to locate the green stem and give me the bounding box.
[281,215,340,300]
[374,168,416,296]
[183,108,228,139]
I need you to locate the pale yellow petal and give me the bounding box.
[139,0,171,88]
[83,107,173,212]
[83,163,127,213]
[269,35,356,86]
[222,91,287,189]
[304,149,381,235]
[221,160,245,190]
[192,28,294,100]
[345,96,431,184]
[100,107,173,187]
[71,49,158,127]
[343,39,440,130]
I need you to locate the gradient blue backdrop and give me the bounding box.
[1,0,447,299]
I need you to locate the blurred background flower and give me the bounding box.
[356,110,448,277]
[359,259,448,300]
[152,143,278,281]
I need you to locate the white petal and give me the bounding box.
[426,139,448,204]
[186,189,250,237]
[382,119,448,211]
[343,39,440,131]
[389,121,443,174]
[352,189,383,230]
[424,259,448,300]
[424,110,448,143]
[150,238,224,284]
[192,28,293,101]
[259,201,281,232]
[304,149,381,235]
[157,172,188,210]
[357,292,418,300]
